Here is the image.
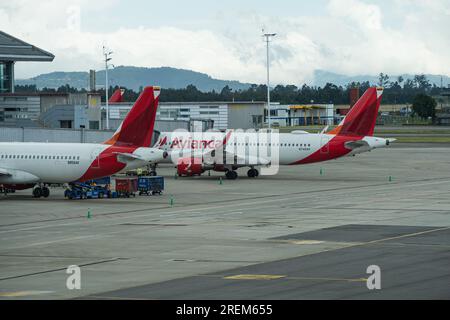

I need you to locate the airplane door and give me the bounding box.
[320,134,330,154]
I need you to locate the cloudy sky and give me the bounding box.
[1,0,449,85]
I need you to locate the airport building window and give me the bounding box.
[0,62,13,93]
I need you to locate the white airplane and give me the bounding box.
[153,87,395,179]
[0,86,167,197]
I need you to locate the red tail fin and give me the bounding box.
[109,88,124,103]
[329,87,383,137]
[104,86,160,147]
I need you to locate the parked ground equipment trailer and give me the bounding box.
[115,177,138,198]
[64,182,111,200]
[137,176,164,195]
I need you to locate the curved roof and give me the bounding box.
[0,30,54,62]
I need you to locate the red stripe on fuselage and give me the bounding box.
[289,135,361,165]
[76,145,138,182]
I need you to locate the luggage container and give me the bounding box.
[137,176,164,195]
[115,177,138,197]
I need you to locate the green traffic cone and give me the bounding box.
[169,195,174,207]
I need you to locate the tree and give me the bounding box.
[413,74,431,91]
[412,94,436,119]
[378,73,390,87]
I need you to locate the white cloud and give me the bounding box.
[1,0,449,86]
[328,0,383,31]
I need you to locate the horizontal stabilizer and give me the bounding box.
[344,140,370,150]
[113,152,144,161]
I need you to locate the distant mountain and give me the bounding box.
[16,66,253,92]
[313,70,450,88]
[16,66,450,91]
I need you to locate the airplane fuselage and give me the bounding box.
[155,131,390,167]
[0,142,156,184]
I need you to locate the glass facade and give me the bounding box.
[0,62,13,93]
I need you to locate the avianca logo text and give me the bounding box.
[158,137,223,149]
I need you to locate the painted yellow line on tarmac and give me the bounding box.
[0,290,53,297]
[221,274,366,282]
[287,276,367,282]
[283,240,324,245]
[224,274,286,280]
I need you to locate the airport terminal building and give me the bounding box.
[105,101,265,131]
[0,31,55,126]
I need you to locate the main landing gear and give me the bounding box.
[247,168,259,178]
[225,168,260,180]
[225,170,238,180]
[149,164,158,176]
[33,185,50,198]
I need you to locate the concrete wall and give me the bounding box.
[40,105,74,128]
[0,118,190,144]
[0,127,112,143]
[0,95,41,125]
[40,94,69,114]
[227,103,265,129]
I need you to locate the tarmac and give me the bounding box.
[0,144,449,299]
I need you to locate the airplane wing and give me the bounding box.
[203,152,270,166]
[0,168,12,176]
[202,130,270,167]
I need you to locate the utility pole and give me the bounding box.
[103,46,113,130]
[263,32,276,129]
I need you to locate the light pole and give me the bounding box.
[103,46,113,130]
[263,32,276,129]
